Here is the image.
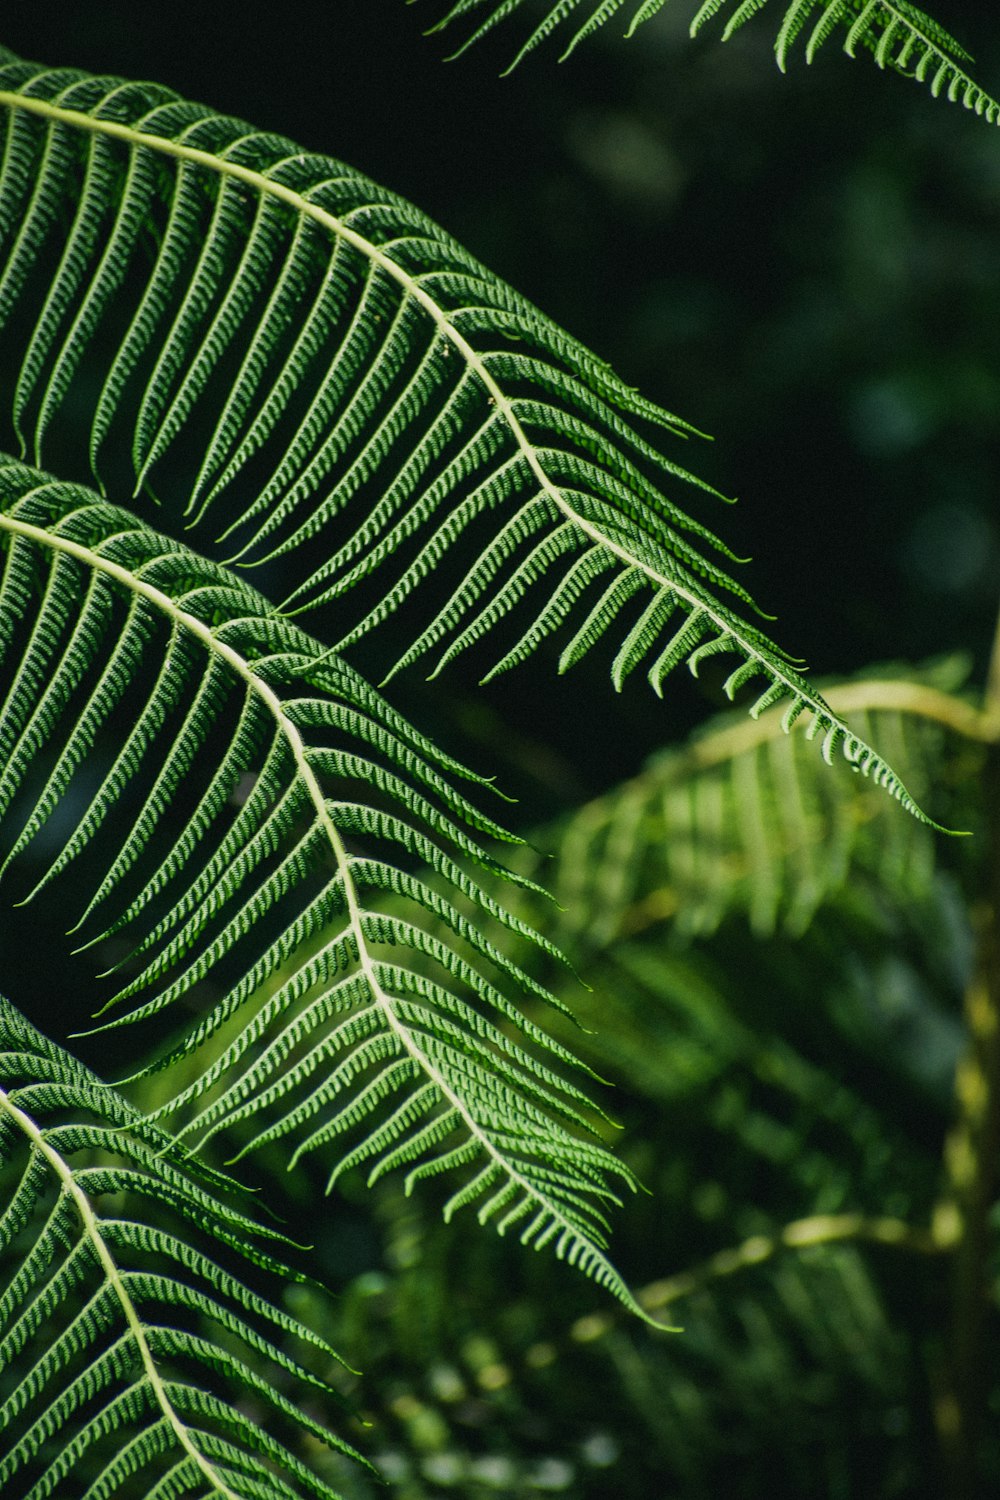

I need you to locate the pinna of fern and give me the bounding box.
[390,658,981,1044]
[422,0,1000,126]
[0,995,365,1500]
[0,456,651,1319]
[0,51,935,826]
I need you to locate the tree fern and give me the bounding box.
[423,0,1000,124]
[0,995,364,1499]
[0,458,646,1314]
[0,54,931,822]
[0,11,993,1494]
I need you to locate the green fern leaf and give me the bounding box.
[0,55,934,824]
[0,995,363,1499]
[423,0,998,122]
[0,458,648,1316]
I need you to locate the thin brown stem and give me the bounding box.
[934,599,1000,1497]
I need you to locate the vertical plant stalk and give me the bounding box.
[935,601,1000,1497]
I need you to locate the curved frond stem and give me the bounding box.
[819,680,1000,744]
[634,1209,948,1318]
[669,677,999,778]
[559,1209,948,1349]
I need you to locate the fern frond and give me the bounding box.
[0,459,646,1314]
[512,661,978,950]
[694,0,994,114]
[423,0,999,123]
[0,57,932,823]
[0,996,362,1499]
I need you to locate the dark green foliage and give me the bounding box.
[0,52,932,817]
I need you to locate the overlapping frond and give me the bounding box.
[0,55,930,822]
[328,857,956,1497]
[389,663,976,999]
[530,662,978,949]
[0,458,646,1312]
[0,995,362,1499]
[423,0,999,124]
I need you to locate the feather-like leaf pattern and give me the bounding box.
[0,996,362,1499]
[443,661,976,971]
[0,55,933,823]
[0,458,646,1315]
[423,0,998,124]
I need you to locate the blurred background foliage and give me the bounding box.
[2,2,1000,1496]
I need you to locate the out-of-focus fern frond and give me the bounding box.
[0,995,363,1500]
[528,660,983,950]
[423,0,1000,125]
[0,459,644,1313]
[317,869,962,1498]
[0,55,933,821]
[328,1235,915,1497]
[361,660,979,1021]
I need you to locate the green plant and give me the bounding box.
[0,5,998,1496]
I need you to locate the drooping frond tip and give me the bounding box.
[423,0,999,124]
[536,663,967,954]
[694,0,998,121]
